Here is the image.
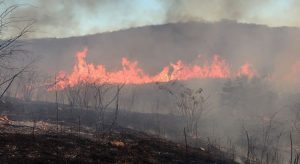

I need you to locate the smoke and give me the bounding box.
[163,0,270,22]
[5,2,300,162]
[5,0,300,38]
[11,0,167,38]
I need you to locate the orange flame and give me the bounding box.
[52,48,255,90]
[237,63,255,78]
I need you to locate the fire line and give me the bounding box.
[52,48,255,90]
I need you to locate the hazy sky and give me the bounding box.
[5,0,300,38]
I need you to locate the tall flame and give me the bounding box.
[53,48,255,90]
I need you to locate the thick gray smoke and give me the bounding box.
[9,0,300,38]
[164,0,270,22]
[5,1,300,163]
[26,21,300,92]
[21,20,300,163]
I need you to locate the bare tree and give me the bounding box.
[291,99,300,133]
[90,82,125,132]
[58,80,125,134]
[158,81,208,137]
[15,70,40,101]
[64,84,81,125]
[241,113,283,164]
[0,3,34,100]
[110,84,125,130]
[290,131,300,164]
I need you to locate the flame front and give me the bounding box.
[53,48,255,90]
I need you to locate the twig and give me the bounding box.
[290,131,293,164]
[184,127,188,153]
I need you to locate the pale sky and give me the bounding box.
[5,0,300,38]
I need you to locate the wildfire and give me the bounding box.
[237,63,255,78]
[284,60,300,82]
[52,48,255,90]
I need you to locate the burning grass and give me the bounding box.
[52,48,255,90]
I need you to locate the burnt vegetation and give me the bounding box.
[1,3,300,164]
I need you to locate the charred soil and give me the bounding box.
[0,121,235,164]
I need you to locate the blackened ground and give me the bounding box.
[0,122,236,164]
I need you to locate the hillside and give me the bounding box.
[27,21,300,76]
[0,100,236,164]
